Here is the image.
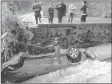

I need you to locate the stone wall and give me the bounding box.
[30,23,111,48]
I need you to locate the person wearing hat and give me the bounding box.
[33,1,42,24]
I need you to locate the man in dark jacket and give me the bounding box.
[80,1,88,22]
[55,0,66,23]
[48,3,54,23]
[33,1,42,24]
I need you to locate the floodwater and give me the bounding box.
[23,43,111,83]
[24,59,111,83]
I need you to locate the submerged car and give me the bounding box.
[1,43,111,83]
[66,43,111,64]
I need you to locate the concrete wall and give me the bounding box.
[31,23,111,48]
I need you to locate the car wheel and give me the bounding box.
[66,46,82,64]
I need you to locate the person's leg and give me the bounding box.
[35,15,38,24]
[49,16,51,23]
[81,15,84,22]
[68,13,71,23]
[84,15,87,22]
[52,14,54,23]
[37,17,39,24]
[59,17,61,23]
[39,17,41,23]
[50,18,52,23]
[60,16,63,23]
[50,14,53,23]
[71,13,74,23]
[48,18,50,23]
[58,16,60,23]
[39,15,41,23]
[83,15,86,22]
[51,17,53,23]
[52,17,54,23]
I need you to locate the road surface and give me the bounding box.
[19,12,111,27]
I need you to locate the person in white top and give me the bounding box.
[68,3,76,23]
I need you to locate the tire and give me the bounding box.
[66,46,82,64]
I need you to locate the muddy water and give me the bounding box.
[2,44,111,83]
[24,59,111,83]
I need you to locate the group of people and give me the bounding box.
[68,1,88,23]
[33,0,88,24]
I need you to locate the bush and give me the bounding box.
[2,2,23,34]
[1,2,24,63]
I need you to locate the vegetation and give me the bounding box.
[2,2,23,34]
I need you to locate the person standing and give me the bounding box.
[55,0,66,23]
[80,1,88,22]
[33,1,42,24]
[48,3,54,23]
[68,3,76,23]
